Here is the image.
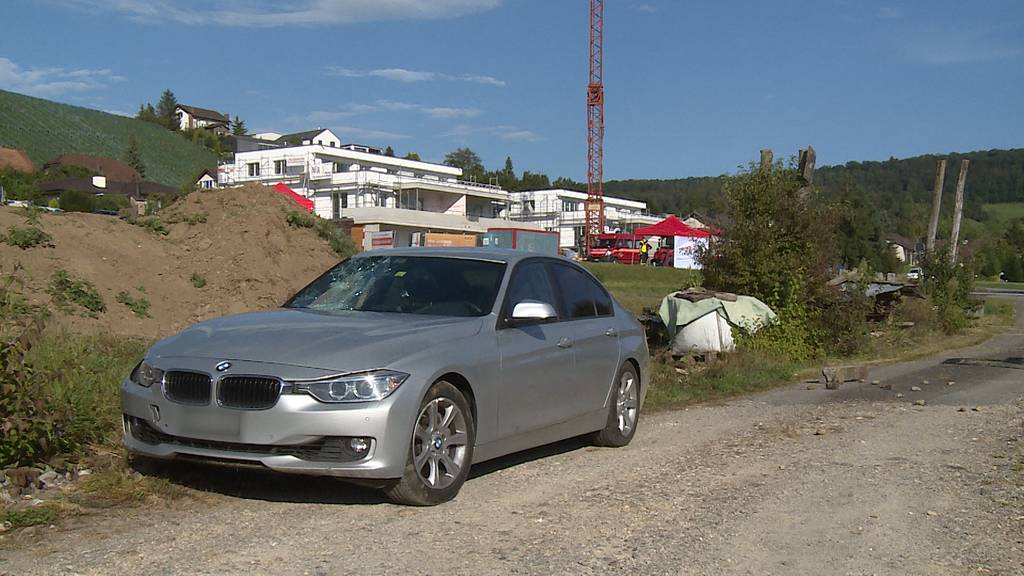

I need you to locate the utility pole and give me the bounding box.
[948,159,970,264]
[926,159,947,253]
[759,149,773,173]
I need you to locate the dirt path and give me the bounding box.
[3,303,1023,576]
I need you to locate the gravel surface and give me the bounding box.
[2,301,1023,576]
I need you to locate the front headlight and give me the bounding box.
[131,361,164,388]
[294,370,409,403]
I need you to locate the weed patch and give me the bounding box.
[645,350,800,411]
[3,506,57,528]
[137,216,169,236]
[286,210,355,258]
[3,226,51,249]
[47,270,105,317]
[183,212,207,225]
[116,290,151,318]
[190,272,206,288]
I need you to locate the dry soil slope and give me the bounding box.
[0,184,338,339]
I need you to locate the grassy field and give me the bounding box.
[976,280,1024,291]
[982,202,1024,223]
[0,89,216,187]
[584,262,700,313]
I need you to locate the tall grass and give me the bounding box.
[583,262,700,314]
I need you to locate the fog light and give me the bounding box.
[349,437,370,453]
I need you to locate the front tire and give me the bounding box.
[384,381,474,506]
[592,363,640,447]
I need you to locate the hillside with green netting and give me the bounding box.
[0,90,216,187]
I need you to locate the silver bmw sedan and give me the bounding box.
[121,247,649,505]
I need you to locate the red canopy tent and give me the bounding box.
[634,215,712,238]
[273,182,315,213]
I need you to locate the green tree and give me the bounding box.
[384,146,395,157]
[123,134,146,179]
[1004,253,1024,282]
[135,103,160,125]
[503,156,514,176]
[443,147,485,181]
[156,89,179,130]
[404,152,421,161]
[231,116,247,135]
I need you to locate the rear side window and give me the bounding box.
[550,264,614,319]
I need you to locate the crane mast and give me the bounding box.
[585,0,605,256]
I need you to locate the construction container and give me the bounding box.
[480,228,559,255]
[424,232,477,247]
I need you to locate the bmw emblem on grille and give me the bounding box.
[215,361,232,372]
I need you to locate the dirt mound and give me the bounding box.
[0,184,339,339]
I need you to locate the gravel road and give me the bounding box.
[3,300,1023,576]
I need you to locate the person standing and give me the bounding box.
[639,237,650,266]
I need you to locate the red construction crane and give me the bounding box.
[584,0,605,256]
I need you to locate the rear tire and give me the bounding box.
[384,381,475,506]
[592,363,640,447]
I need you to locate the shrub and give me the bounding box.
[116,290,151,318]
[190,272,206,288]
[919,251,974,334]
[137,216,169,236]
[47,270,105,317]
[286,210,315,229]
[4,226,51,249]
[286,210,356,258]
[3,506,58,528]
[0,333,146,468]
[184,212,207,225]
[58,189,96,213]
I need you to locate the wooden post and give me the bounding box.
[948,159,970,264]
[759,149,773,173]
[926,159,946,253]
[797,146,816,198]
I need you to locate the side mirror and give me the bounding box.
[509,300,557,326]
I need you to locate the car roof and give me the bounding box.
[352,247,568,265]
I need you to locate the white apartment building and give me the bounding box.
[509,189,663,248]
[219,143,523,246]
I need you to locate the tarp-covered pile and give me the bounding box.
[658,288,778,354]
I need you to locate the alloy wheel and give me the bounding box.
[616,370,638,435]
[413,397,469,489]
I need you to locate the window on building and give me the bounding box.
[562,200,581,212]
[341,194,348,209]
[274,160,285,175]
[329,141,336,147]
[202,178,214,189]
[247,162,260,177]
[316,140,323,145]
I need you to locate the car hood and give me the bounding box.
[149,308,484,371]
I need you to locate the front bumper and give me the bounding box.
[121,376,416,479]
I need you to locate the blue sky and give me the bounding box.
[1,0,1022,180]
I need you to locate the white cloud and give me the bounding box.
[442,124,542,142]
[53,0,501,27]
[333,125,411,141]
[303,100,479,125]
[877,6,902,19]
[0,56,126,98]
[633,3,657,13]
[906,27,1021,64]
[325,66,506,86]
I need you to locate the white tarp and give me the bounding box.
[671,310,736,354]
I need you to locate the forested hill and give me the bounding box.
[604,148,1024,219]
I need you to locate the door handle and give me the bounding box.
[605,328,618,337]
[557,337,573,349]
